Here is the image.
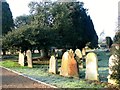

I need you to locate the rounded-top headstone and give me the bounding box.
[75,49,82,59]
[85,52,99,81]
[26,50,33,68]
[49,55,58,74]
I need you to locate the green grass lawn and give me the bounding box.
[0,50,116,88]
[0,62,107,88]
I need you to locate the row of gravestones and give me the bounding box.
[49,48,119,85]
[18,48,85,68]
[18,49,118,85]
[18,50,33,68]
[49,49,99,81]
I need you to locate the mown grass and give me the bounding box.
[0,50,115,88]
[0,62,106,88]
[0,60,20,68]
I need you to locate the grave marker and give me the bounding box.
[60,49,79,78]
[26,50,33,68]
[75,49,82,59]
[82,48,86,56]
[75,49,83,68]
[85,52,99,81]
[49,55,58,74]
[18,52,25,66]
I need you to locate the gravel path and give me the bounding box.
[1,67,55,89]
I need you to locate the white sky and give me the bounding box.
[6,0,119,38]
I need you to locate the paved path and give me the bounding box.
[1,67,55,89]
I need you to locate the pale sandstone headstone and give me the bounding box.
[85,52,99,81]
[26,50,33,68]
[75,49,83,68]
[108,55,118,85]
[75,49,82,59]
[82,48,86,56]
[49,55,58,74]
[18,52,25,66]
[60,49,79,78]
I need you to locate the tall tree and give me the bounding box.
[2,1,14,35]
[14,15,33,28]
[3,1,98,55]
[50,2,98,49]
[2,25,34,52]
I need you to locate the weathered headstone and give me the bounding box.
[49,55,58,74]
[82,48,86,56]
[18,52,25,66]
[60,49,79,78]
[85,52,99,81]
[75,49,83,68]
[108,55,118,85]
[26,50,33,68]
[75,49,82,59]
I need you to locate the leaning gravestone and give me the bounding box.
[49,55,58,74]
[18,52,25,66]
[60,49,79,78]
[26,50,33,68]
[108,55,118,85]
[75,49,83,68]
[85,52,99,81]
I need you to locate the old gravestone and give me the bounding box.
[107,55,118,85]
[75,49,82,59]
[49,55,58,74]
[26,50,33,68]
[75,49,83,68]
[60,49,79,78]
[18,52,25,66]
[85,52,99,81]
[82,48,86,56]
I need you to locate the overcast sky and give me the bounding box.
[6,0,119,38]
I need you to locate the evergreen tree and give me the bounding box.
[2,1,14,35]
[3,1,98,55]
